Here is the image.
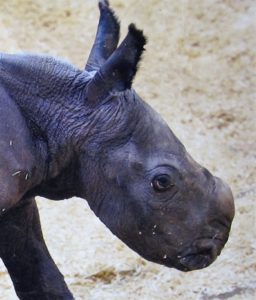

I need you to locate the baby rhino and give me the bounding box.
[0,1,234,299]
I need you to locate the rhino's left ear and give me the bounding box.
[86,24,147,106]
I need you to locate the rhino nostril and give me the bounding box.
[210,218,231,231]
[194,239,218,259]
[196,248,212,257]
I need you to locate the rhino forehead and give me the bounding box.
[130,98,185,156]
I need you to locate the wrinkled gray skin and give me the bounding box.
[0,1,234,299]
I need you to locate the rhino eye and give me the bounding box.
[152,175,174,192]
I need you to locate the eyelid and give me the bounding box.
[146,165,178,178]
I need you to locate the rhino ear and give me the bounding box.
[85,0,120,72]
[86,24,147,106]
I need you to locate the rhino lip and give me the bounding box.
[179,250,216,270]
[178,238,224,271]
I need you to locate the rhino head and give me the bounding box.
[0,1,234,273]
[76,1,235,271]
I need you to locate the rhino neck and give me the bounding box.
[0,53,93,184]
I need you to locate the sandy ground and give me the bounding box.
[0,0,255,299]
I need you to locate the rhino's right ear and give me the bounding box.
[85,24,147,107]
[85,0,120,72]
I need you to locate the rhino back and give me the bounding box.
[0,53,84,105]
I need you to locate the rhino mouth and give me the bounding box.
[179,250,217,271]
[177,237,225,271]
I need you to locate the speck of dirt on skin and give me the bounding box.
[12,171,21,177]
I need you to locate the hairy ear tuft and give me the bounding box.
[98,0,110,9]
[128,23,147,50]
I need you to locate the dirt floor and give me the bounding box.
[0,0,255,299]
